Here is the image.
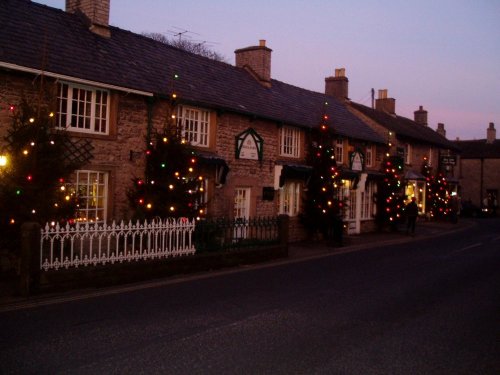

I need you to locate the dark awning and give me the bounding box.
[366,170,385,181]
[195,151,229,185]
[340,169,360,180]
[279,164,313,187]
[404,170,426,181]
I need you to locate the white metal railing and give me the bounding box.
[40,218,196,271]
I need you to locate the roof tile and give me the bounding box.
[1,0,384,143]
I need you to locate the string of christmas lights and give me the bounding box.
[0,96,86,229]
[300,101,343,237]
[127,73,206,220]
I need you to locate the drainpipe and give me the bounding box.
[145,97,155,182]
[480,157,484,207]
[146,96,154,146]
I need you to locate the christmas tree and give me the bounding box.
[421,157,450,219]
[376,155,405,230]
[300,102,342,240]
[128,77,205,220]
[0,94,89,247]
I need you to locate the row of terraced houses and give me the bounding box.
[0,0,470,242]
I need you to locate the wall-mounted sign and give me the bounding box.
[235,128,263,161]
[350,151,364,171]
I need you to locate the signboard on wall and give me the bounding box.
[349,151,364,171]
[440,155,456,166]
[235,128,263,161]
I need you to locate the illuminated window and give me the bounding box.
[57,82,109,134]
[279,182,301,216]
[177,105,210,147]
[279,126,300,158]
[70,170,108,223]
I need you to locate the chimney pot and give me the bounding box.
[378,89,388,99]
[335,68,345,78]
[259,39,266,47]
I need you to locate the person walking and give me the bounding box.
[405,197,419,236]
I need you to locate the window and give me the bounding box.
[365,145,373,167]
[279,126,300,158]
[70,170,108,223]
[279,182,301,216]
[335,139,344,164]
[177,105,210,147]
[57,82,109,134]
[404,143,411,164]
[428,147,433,167]
[361,181,377,219]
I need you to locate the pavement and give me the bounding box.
[289,218,474,259]
[0,218,474,311]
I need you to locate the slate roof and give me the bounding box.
[453,139,500,159]
[349,102,460,151]
[0,0,385,144]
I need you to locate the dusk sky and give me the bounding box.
[36,0,499,141]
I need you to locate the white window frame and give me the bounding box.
[279,182,301,216]
[365,145,373,167]
[177,105,210,147]
[57,82,109,135]
[70,170,108,223]
[335,139,344,164]
[279,126,300,158]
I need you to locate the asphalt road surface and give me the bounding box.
[1,218,499,374]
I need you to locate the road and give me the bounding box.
[1,218,499,374]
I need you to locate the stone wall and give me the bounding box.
[458,158,500,207]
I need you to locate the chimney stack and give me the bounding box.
[414,105,428,126]
[235,40,272,87]
[375,89,396,114]
[436,123,446,138]
[66,0,110,38]
[325,68,349,101]
[486,122,496,144]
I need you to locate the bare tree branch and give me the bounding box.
[143,32,227,62]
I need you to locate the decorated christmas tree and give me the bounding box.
[128,76,205,220]
[300,103,342,240]
[376,155,405,230]
[421,157,450,219]
[0,94,89,242]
